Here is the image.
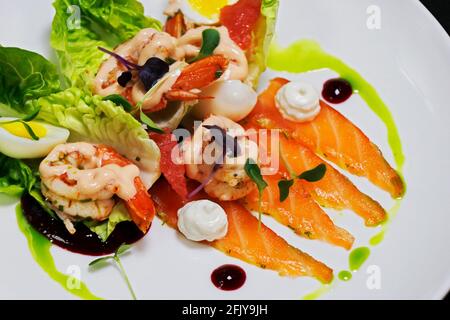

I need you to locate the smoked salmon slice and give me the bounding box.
[242,118,386,227]
[247,78,405,199]
[242,173,355,250]
[279,136,387,226]
[152,178,333,283]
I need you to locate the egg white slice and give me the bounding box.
[0,118,70,159]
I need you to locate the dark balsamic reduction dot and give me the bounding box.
[118,71,132,87]
[211,264,246,291]
[322,78,353,104]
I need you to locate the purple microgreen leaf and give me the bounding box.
[138,57,169,91]
[187,163,222,199]
[117,71,132,87]
[98,46,139,70]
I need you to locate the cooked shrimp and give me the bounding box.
[41,184,115,234]
[136,56,229,112]
[183,116,258,201]
[95,25,247,112]
[94,28,183,98]
[94,28,156,97]
[39,142,156,234]
[138,32,184,64]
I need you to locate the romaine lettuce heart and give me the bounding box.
[51,0,162,90]
[0,47,61,118]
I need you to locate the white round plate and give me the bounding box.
[0,0,449,300]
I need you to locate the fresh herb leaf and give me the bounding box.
[189,29,220,63]
[103,94,133,112]
[140,111,164,133]
[89,256,113,267]
[0,107,42,141]
[21,108,41,122]
[19,121,40,141]
[245,159,268,194]
[116,243,133,256]
[117,71,133,87]
[245,159,268,228]
[165,57,176,65]
[113,254,137,300]
[88,243,137,300]
[298,164,327,182]
[1,118,40,141]
[215,70,223,79]
[278,179,294,202]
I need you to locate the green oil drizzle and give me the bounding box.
[269,39,406,297]
[268,40,405,172]
[370,200,402,246]
[303,283,333,300]
[338,271,352,282]
[16,204,101,300]
[349,247,371,272]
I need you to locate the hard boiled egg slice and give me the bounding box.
[0,118,70,159]
[180,0,238,25]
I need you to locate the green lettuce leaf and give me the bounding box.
[0,153,37,196]
[246,0,280,88]
[0,47,60,117]
[36,88,161,188]
[84,202,131,241]
[51,0,162,89]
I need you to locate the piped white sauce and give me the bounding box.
[177,200,228,242]
[275,82,321,122]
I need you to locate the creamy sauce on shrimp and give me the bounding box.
[94,26,248,107]
[94,28,159,97]
[40,142,140,201]
[183,116,258,201]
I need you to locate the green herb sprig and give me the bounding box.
[277,164,327,203]
[140,111,164,133]
[278,179,294,202]
[298,164,327,182]
[89,243,137,300]
[0,108,41,141]
[103,94,133,112]
[245,159,268,229]
[189,29,221,63]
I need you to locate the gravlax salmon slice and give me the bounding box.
[242,116,386,227]
[279,135,387,226]
[248,78,405,199]
[152,178,333,283]
[242,172,355,250]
